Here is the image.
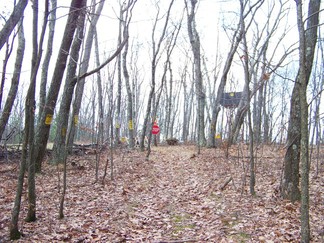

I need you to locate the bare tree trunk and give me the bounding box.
[94,30,104,181]
[281,0,320,205]
[0,0,28,51]
[34,0,86,172]
[185,0,206,148]
[121,1,137,149]
[115,4,123,146]
[295,0,320,241]
[58,141,68,219]
[9,18,25,241]
[25,0,49,223]
[281,84,302,201]
[262,83,270,143]
[141,0,175,153]
[0,36,14,110]
[231,1,290,145]
[0,20,24,139]
[67,0,105,152]
[165,60,173,139]
[39,0,57,121]
[181,65,194,142]
[51,1,86,165]
[181,67,189,142]
[296,2,310,240]
[207,18,243,147]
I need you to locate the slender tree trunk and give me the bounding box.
[0,39,14,109]
[9,19,25,241]
[0,0,28,51]
[39,0,57,121]
[94,29,104,182]
[58,144,68,219]
[25,0,49,222]
[115,6,123,146]
[296,6,310,242]
[165,61,173,139]
[141,0,175,153]
[122,19,135,149]
[295,0,320,241]
[248,97,255,195]
[207,19,243,147]
[0,20,24,139]
[185,0,206,147]
[181,68,189,142]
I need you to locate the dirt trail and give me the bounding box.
[0,144,323,242]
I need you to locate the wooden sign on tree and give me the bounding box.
[220,92,242,108]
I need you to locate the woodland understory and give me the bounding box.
[0,144,323,242]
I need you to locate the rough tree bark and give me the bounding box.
[25,0,49,223]
[33,0,86,172]
[67,0,105,153]
[51,0,86,165]
[295,0,320,241]
[185,0,206,148]
[9,18,25,241]
[281,0,320,204]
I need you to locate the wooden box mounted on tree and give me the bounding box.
[220,92,242,108]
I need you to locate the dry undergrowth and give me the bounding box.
[0,144,323,242]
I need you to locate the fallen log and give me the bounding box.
[220,176,233,191]
[166,138,179,145]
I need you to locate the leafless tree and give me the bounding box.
[33,0,87,172]
[39,0,57,121]
[0,0,28,51]
[0,25,16,110]
[121,0,137,149]
[229,0,296,145]
[163,19,182,140]
[8,18,25,241]
[207,2,244,147]
[52,4,86,167]
[180,59,194,142]
[0,20,24,140]
[309,31,324,178]
[10,0,49,239]
[94,29,104,181]
[281,0,320,204]
[140,0,175,154]
[185,0,206,150]
[67,0,105,154]
[25,0,49,223]
[57,1,87,220]
[295,0,321,241]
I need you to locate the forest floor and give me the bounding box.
[0,144,323,242]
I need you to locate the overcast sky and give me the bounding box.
[0,0,313,100]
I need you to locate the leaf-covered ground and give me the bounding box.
[0,144,323,242]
